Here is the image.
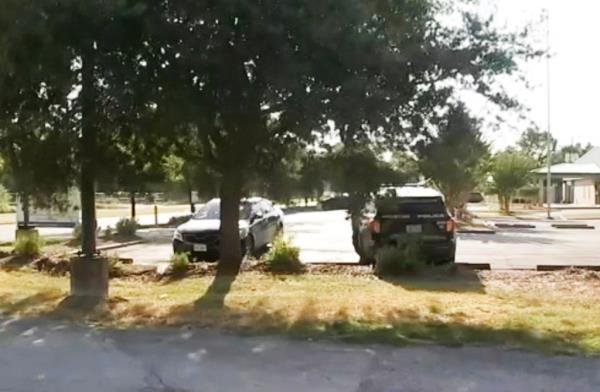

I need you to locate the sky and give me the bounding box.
[472,0,600,150]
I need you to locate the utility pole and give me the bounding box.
[545,9,553,220]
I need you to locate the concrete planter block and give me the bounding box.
[15,228,39,242]
[70,256,109,299]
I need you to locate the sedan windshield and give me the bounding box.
[192,202,251,220]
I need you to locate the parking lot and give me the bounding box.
[106,209,600,270]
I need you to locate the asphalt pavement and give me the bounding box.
[1,315,599,392]
[111,209,600,270]
[3,207,599,270]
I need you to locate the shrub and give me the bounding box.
[169,252,190,275]
[106,254,120,276]
[103,225,113,238]
[0,185,12,213]
[264,236,304,274]
[14,235,43,257]
[116,218,138,236]
[374,237,425,276]
[72,223,82,242]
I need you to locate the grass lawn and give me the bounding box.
[0,268,599,355]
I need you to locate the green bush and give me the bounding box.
[116,218,138,236]
[0,185,12,213]
[72,223,82,242]
[14,235,43,257]
[264,236,304,274]
[106,254,120,276]
[374,237,425,276]
[103,225,113,238]
[169,252,190,275]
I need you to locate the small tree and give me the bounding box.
[517,128,557,165]
[489,151,537,213]
[417,104,490,215]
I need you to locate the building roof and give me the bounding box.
[533,163,600,175]
[533,147,600,175]
[574,146,600,165]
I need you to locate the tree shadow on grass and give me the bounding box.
[0,290,63,314]
[0,255,35,271]
[194,272,237,310]
[378,266,486,293]
[164,298,589,355]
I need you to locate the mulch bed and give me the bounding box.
[5,253,600,295]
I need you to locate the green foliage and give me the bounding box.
[0,0,538,272]
[14,235,43,257]
[298,153,326,201]
[106,254,122,277]
[264,236,304,274]
[374,238,425,277]
[169,252,190,275]
[418,103,490,210]
[325,145,406,211]
[489,151,537,213]
[115,218,138,237]
[556,143,593,163]
[103,226,113,238]
[390,152,421,184]
[517,128,557,165]
[0,185,11,213]
[72,223,82,243]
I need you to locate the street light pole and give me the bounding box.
[545,9,553,220]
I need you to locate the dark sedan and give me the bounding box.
[172,197,284,261]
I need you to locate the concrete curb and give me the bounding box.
[494,223,536,229]
[551,224,595,230]
[69,240,146,255]
[457,228,496,234]
[98,240,146,252]
[536,265,600,271]
[455,263,491,270]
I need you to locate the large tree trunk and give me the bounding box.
[80,46,97,257]
[217,169,243,276]
[129,192,136,219]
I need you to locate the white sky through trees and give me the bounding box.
[475,0,600,150]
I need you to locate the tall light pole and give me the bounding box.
[545,9,553,220]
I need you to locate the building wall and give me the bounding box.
[573,179,596,205]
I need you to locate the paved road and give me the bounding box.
[1,316,599,392]
[111,210,600,269]
[457,220,600,269]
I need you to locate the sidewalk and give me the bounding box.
[1,316,599,392]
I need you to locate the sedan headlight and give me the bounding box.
[173,229,183,241]
[239,227,249,239]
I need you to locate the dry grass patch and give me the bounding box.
[0,268,599,354]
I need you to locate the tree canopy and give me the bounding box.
[417,103,490,211]
[0,0,540,285]
[489,151,537,213]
